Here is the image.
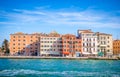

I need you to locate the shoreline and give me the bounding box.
[0,56,119,60]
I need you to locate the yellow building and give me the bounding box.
[96,32,113,56]
[113,40,120,55]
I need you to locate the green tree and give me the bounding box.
[2,39,10,55]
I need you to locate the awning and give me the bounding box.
[63,51,69,55]
[98,51,104,56]
[92,52,98,54]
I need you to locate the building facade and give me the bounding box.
[10,32,40,56]
[96,32,113,56]
[113,40,120,55]
[10,30,113,57]
[62,34,82,57]
[40,31,62,56]
[78,29,98,56]
[10,32,82,57]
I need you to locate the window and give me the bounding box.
[89,39,91,41]
[104,37,106,40]
[13,36,15,38]
[87,39,88,41]
[93,43,95,46]
[18,36,21,38]
[83,43,85,46]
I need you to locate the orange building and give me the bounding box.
[10,31,62,56]
[10,32,40,56]
[10,32,82,57]
[113,40,120,55]
[62,34,82,57]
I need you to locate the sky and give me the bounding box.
[0,0,120,45]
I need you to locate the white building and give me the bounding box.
[78,29,98,56]
[96,32,113,56]
[40,31,62,56]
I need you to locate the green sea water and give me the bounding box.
[0,59,120,77]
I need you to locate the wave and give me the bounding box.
[0,69,120,77]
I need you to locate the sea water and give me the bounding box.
[0,59,120,77]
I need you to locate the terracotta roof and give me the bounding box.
[96,32,112,36]
[78,29,94,33]
[62,34,76,37]
[14,32,24,34]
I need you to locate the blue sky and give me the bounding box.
[0,0,120,45]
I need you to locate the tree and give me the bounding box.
[2,39,10,55]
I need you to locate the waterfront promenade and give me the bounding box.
[0,56,119,60]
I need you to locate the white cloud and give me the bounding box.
[0,8,120,29]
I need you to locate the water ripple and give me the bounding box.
[0,69,120,77]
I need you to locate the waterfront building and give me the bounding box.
[10,32,40,56]
[10,31,81,57]
[10,31,62,56]
[96,32,113,56]
[113,40,120,56]
[62,34,82,57]
[40,31,62,56]
[77,29,98,56]
[10,30,113,57]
